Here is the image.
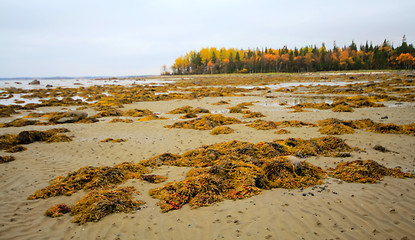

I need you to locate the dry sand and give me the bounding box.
[1,93,415,240]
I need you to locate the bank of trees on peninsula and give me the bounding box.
[167,37,415,75]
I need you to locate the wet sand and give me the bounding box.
[1,91,415,239]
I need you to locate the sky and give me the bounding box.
[1,0,414,78]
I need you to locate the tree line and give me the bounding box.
[164,37,415,75]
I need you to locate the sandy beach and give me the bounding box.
[1,72,414,240]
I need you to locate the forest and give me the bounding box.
[165,37,415,75]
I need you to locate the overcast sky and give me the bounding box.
[1,0,414,78]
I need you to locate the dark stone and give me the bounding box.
[28,80,40,85]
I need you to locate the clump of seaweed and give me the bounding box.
[100,138,126,143]
[228,102,253,113]
[45,204,71,217]
[262,158,326,189]
[0,155,15,164]
[210,126,235,135]
[287,95,386,113]
[123,109,154,117]
[46,111,98,124]
[317,118,386,135]
[341,96,385,108]
[147,136,355,211]
[167,105,210,114]
[271,136,354,158]
[0,105,19,117]
[92,109,123,118]
[287,103,331,112]
[347,119,376,129]
[0,128,72,151]
[70,186,145,224]
[109,118,133,123]
[139,153,181,169]
[246,119,315,130]
[150,174,227,212]
[140,174,168,183]
[287,105,311,113]
[274,129,290,134]
[367,123,415,135]
[246,119,279,130]
[212,100,229,105]
[5,145,27,153]
[332,104,354,112]
[242,111,266,118]
[179,113,198,119]
[0,119,39,128]
[328,160,413,183]
[28,162,149,199]
[137,115,167,121]
[165,114,241,130]
[278,120,316,127]
[45,134,73,143]
[318,123,355,135]
[150,157,326,212]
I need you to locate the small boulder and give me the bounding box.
[55,111,88,123]
[29,80,40,85]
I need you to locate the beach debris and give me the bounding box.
[328,160,413,183]
[70,186,145,224]
[165,114,241,130]
[0,155,15,164]
[45,204,71,217]
[210,126,235,135]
